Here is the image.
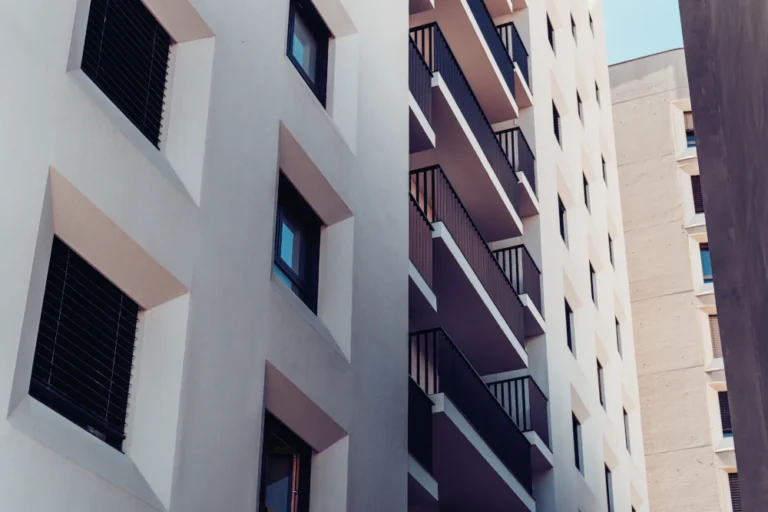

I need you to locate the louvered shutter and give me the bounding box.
[81,0,173,147]
[710,315,723,358]
[691,175,705,213]
[30,237,140,451]
[729,473,742,512]
[719,391,732,435]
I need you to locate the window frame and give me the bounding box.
[597,359,606,409]
[719,391,733,436]
[259,412,313,512]
[615,317,622,357]
[565,300,575,354]
[605,465,614,512]
[685,111,696,147]
[573,414,583,474]
[700,243,713,283]
[287,0,331,106]
[559,197,568,245]
[623,408,631,453]
[692,174,705,213]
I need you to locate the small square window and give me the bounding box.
[553,102,562,145]
[287,0,331,106]
[259,412,312,512]
[274,174,323,312]
[547,15,555,53]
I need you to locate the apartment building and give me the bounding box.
[0,0,409,510]
[610,49,741,511]
[406,0,648,510]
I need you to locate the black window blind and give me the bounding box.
[719,391,732,435]
[82,0,173,147]
[692,175,705,213]
[30,237,140,451]
[729,473,742,512]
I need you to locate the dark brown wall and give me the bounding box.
[678,0,768,508]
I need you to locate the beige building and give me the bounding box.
[611,49,741,511]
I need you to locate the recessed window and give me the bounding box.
[719,391,733,437]
[710,315,722,358]
[547,15,555,53]
[583,173,590,211]
[596,81,601,106]
[577,91,583,124]
[700,243,713,283]
[729,473,742,512]
[590,263,598,305]
[692,175,704,213]
[565,300,575,354]
[259,412,312,512]
[81,0,173,147]
[30,237,140,451]
[553,102,562,145]
[615,317,622,357]
[605,465,614,512]
[623,408,631,452]
[274,174,323,312]
[573,414,583,474]
[559,197,568,245]
[571,14,577,42]
[685,111,696,147]
[602,155,607,183]
[597,359,606,409]
[287,0,331,106]
[608,234,614,267]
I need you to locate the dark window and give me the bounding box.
[608,234,614,267]
[553,102,562,145]
[602,155,607,183]
[596,81,601,106]
[583,173,590,211]
[729,473,742,512]
[623,408,631,453]
[590,263,597,305]
[565,300,575,354]
[710,315,722,358]
[274,174,323,312]
[81,0,173,147]
[573,414,583,474]
[571,14,577,41]
[700,243,713,283]
[577,91,583,124]
[605,465,614,512]
[259,412,312,512]
[685,111,696,147]
[30,237,140,451]
[559,197,568,245]
[719,391,732,436]
[287,0,331,106]
[589,13,594,34]
[615,318,622,357]
[692,175,704,213]
[547,15,555,52]
[597,360,606,409]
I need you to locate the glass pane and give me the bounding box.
[279,220,303,273]
[265,452,295,512]
[701,248,713,281]
[292,13,318,81]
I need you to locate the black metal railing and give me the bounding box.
[409,378,434,472]
[410,195,434,288]
[409,36,433,123]
[497,22,530,89]
[409,329,532,491]
[493,244,542,314]
[409,24,521,214]
[488,376,550,448]
[496,127,536,195]
[410,166,525,341]
[465,0,518,101]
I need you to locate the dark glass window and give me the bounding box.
[571,14,577,41]
[719,391,732,436]
[608,234,614,267]
[590,263,598,305]
[605,465,614,512]
[616,317,622,357]
[559,197,568,245]
[565,300,575,354]
[583,173,590,211]
[287,0,331,106]
[692,175,705,213]
[30,237,140,451]
[589,13,594,34]
[596,81,601,106]
[700,243,713,283]
[577,91,583,124]
[553,102,561,145]
[81,0,173,147]
[602,155,607,182]
[573,414,583,474]
[547,15,555,52]
[259,413,312,512]
[274,174,322,312]
[597,359,606,408]
[685,111,696,147]
[623,408,631,452]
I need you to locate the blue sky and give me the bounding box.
[603,0,684,64]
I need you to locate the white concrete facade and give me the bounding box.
[0,0,409,511]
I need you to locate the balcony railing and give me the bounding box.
[496,127,536,195]
[488,376,550,448]
[409,36,433,123]
[409,24,521,214]
[493,244,542,314]
[410,166,525,341]
[410,195,434,288]
[497,22,530,89]
[409,328,532,492]
[409,378,434,472]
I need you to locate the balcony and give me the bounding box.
[488,376,552,470]
[409,329,534,510]
[409,24,523,240]
[493,244,545,337]
[408,378,439,507]
[409,37,436,153]
[497,22,532,108]
[409,195,438,318]
[410,165,527,373]
[496,127,537,216]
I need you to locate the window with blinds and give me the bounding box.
[30,237,140,451]
[729,473,742,512]
[710,315,722,358]
[692,175,705,214]
[719,391,732,436]
[81,0,173,147]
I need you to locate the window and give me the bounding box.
[547,15,555,52]
[559,197,568,245]
[719,391,732,437]
[608,234,614,267]
[553,102,562,145]
[577,91,584,124]
[274,174,323,312]
[623,408,631,452]
[605,465,614,512]
[571,14,577,41]
[30,237,140,451]
[596,81,601,106]
[573,414,583,474]
[589,13,594,34]
[583,173,590,211]
[615,318,623,357]
[710,315,723,358]
[729,473,742,512]
[565,300,575,354]
[597,359,606,409]
[692,175,704,213]
[259,412,312,512]
[81,0,173,147]
[602,155,607,183]
[287,0,331,106]
[685,111,696,147]
[590,263,597,305]
[700,243,713,283]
